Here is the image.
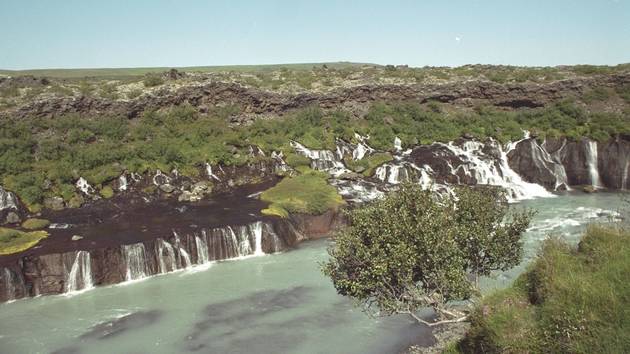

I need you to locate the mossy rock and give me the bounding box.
[21,218,50,230]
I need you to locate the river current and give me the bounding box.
[0,192,624,354]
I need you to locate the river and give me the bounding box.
[0,192,624,354]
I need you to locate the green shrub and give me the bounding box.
[21,218,50,230]
[143,74,164,87]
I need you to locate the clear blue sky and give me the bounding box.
[1,0,629,70]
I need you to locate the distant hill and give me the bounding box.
[0,62,376,79]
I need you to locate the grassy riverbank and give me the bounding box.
[450,225,630,353]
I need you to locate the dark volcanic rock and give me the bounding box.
[599,138,630,189]
[4,72,629,120]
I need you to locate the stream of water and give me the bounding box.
[0,192,624,354]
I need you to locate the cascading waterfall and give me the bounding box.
[250,221,264,256]
[195,231,210,264]
[172,232,192,269]
[532,140,569,190]
[3,268,18,301]
[585,140,602,188]
[123,243,149,281]
[623,159,629,190]
[157,239,177,273]
[290,141,347,176]
[65,251,93,292]
[443,140,553,201]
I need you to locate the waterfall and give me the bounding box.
[235,226,253,256]
[290,141,347,176]
[394,137,403,152]
[179,248,192,268]
[195,232,209,264]
[250,221,264,256]
[157,239,176,273]
[532,140,569,190]
[623,159,629,190]
[205,163,221,181]
[374,163,411,185]
[3,268,17,300]
[585,140,602,188]
[443,140,552,201]
[65,251,93,292]
[123,243,149,281]
[118,175,128,191]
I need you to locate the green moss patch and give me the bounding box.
[260,169,344,217]
[21,218,50,230]
[0,227,49,255]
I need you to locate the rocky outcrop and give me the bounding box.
[4,72,629,120]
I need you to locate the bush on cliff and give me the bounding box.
[260,169,344,217]
[322,184,533,326]
[455,226,630,353]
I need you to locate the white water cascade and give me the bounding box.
[290,141,347,176]
[585,140,602,188]
[195,231,210,264]
[65,251,93,293]
[3,268,22,301]
[157,239,177,273]
[443,140,553,201]
[123,243,149,281]
[250,221,264,256]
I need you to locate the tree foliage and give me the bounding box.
[321,184,533,325]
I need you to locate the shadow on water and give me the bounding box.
[80,310,163,340]
[182,286,435,354]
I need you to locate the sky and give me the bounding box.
[1,0,629,70]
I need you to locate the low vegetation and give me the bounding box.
[322,185,533,325]
[454,226,630,353]
[0,98,628,209]
[21,218,50,230]
[260,169,344,217]
[0,227,48,255]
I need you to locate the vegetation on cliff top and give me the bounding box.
[322,185,533,326]
[0,97,628,209]
[0,227,48,255]
[452,225,630,353]
[260,169,344,217]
